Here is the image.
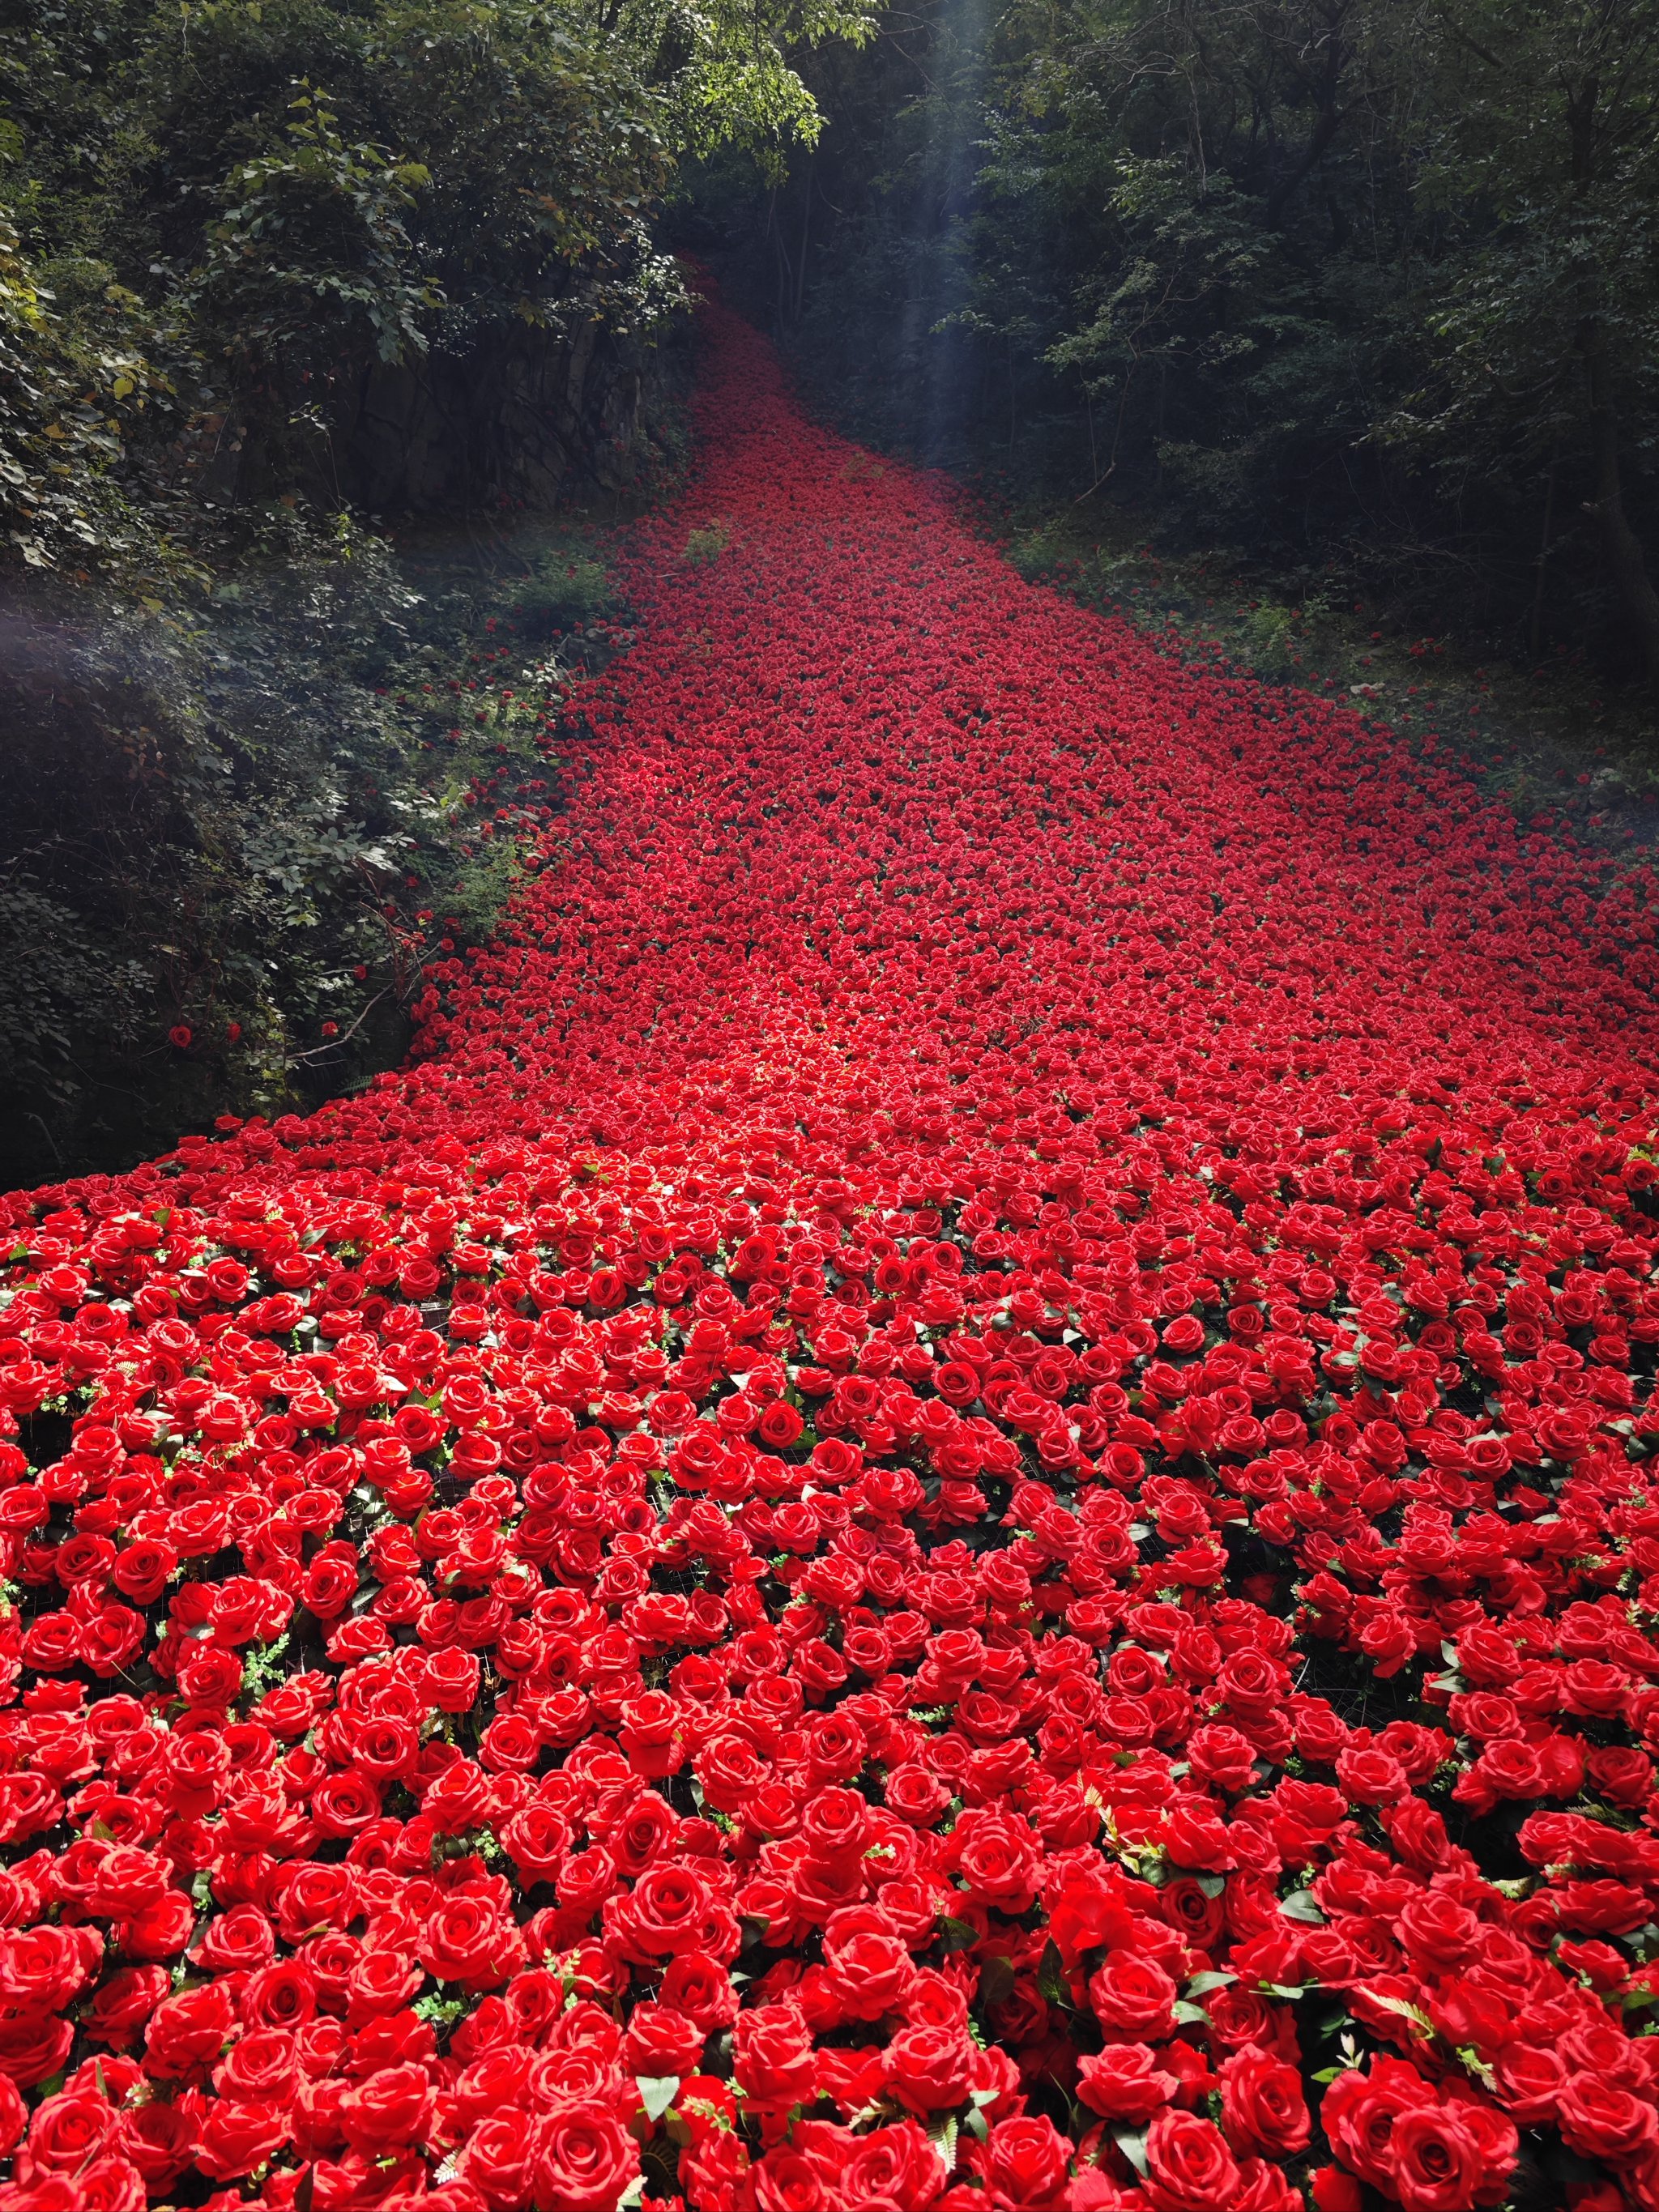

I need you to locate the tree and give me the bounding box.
[1390,0,1659,684]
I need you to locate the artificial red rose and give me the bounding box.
[952,1806,1042,1911]
[213,2027,300,2103]
[461,2108,542,2210]
[531,2103,640,2211]
[0,2072,23,2157]
[118,2100,200,2189]
[839,2116,946,2206]
[418,1894,523,1988]
[1335,1746,1409,1805]
[659,1950,740,2032]
[345,1947,424,2025]
[1087,1953,1178,2044]
[338,2062,436,2155]
[821,1906,917,2019]
[1556,2074,1659,2166]
[310,1770,384,1837]
[885,2023,976,2113]
[1219,2047,1311,2159]
[752,2147,825,2211]
[1321,2059,1435,2191]
[194,2096,292,2180]
[1045,1859,1137,1959]
[1388,2099,1513,2212]
[983,2113,1072,2209]
[1143,2109,1243,2212]
[621,1998,708,2078]
[19,2091,117,2176]
[733,2003,818,2108]
[143,1982,237,2079]
[1077,2044,1179,2122]
[607,1861,736,1963]
[1491,2042,1561,2127]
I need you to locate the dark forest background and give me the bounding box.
[693,0,1659,688]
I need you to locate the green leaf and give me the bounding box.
[1279,1889,1325,1924]
[636,2075,680,2122]
[1036,1937,1068,2005]
[1172,1999,1212,2027]
[939,1916,980,1954]
[979,1954,1016,2014]
[1186,1971,1237,1997]
[1113,2128,1150,2176]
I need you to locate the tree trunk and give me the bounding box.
[1580,321,1659,686]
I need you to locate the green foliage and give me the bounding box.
[0,505,623,1187]
[513,536,619,636]
[682,516,730,563]
[196,85,437,377]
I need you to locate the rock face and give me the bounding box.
[339,318,672,514]
[195,313,690,519]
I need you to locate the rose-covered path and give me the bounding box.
[3,300,1659,2212]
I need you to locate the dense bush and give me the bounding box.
[0,501,638,1187]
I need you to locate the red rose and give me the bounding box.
[734,2003,818,2108]
[952,1806,1041,1910]
[1143,2110,1243,2212]
[213,2027,299,2103]
[531,2103,639,2212]
[144,1983,237,2079]
[839,2116,945,2206]
[1087,1953,1177,2044]
[1322,2059,1435,2191]
[753,2148,826,2211]
[885,2023,975,2113]
[622,1998,708,2078]
[18,2091,116,2176]
[338,2062,436,2155]
[1556,2074,1658,2166]
[462,2108,541,2210]
[1077,2044,1179,2123]
[424,1646,482,1711]
[118,2101,199,2189]
[821,1907,916,2020]
[1335,1745,1409,1805]
[310,1770,383,1837]
[0,2073,23,2158]
[195,2096,292,2180]
[659,1950,740,2033]
[608,1862,737,1963]
[1388,2099,1513,2212]
[1219,2047,1310,2159]
[985,2113,1072,2210]
[418,1893,523,1988]
[501,1801,573,1884]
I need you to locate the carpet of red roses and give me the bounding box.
[3,299,1659,2212]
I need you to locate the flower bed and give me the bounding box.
[1,300,1658,2212]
